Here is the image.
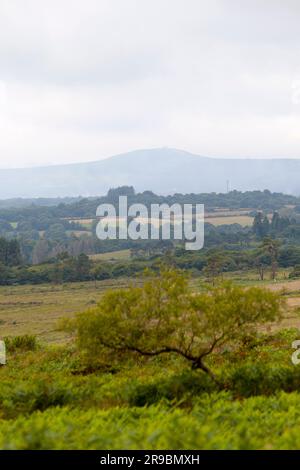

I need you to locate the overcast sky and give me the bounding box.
[0,0,300,168]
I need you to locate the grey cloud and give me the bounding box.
[0,0,299,168]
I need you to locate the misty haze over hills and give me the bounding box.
[1,148,300,199]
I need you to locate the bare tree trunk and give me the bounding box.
[193,359,223,388]
[259,265,264,281]
[271,261,277,280]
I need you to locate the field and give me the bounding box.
[1,271,300,344]
[205,215,253,226]
[89,249,131,261]
[68,211,255,231]
[0,279,131,343]
[68,218,95,229]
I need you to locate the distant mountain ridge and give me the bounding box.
[1,148,300,198]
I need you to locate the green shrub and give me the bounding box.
[69,270,282,387]
[2,392,300,449]
[229,363,300,397]
[128,370,216,406]
[0,380,84,418]
[5,335,38,352]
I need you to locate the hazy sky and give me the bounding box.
[0,0,300,168]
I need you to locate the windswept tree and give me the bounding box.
[67,269,283,386]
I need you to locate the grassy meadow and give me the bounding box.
[2,269,300,343]
[0,278,132,343]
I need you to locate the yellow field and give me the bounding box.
[206,215,253,226]
[89,249,131,261]
[69,218,95,225]
[68,218,95,229]
[69,213,254,229]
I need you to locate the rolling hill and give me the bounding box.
[1,148,300,198]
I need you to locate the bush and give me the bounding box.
[229,363,300,397]
[2,392,300,449]
[5,335,38,353]
[70,269,283,384]
[0,380,84,418]
[128,370,216,406]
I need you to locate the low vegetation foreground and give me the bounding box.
[1,266,300,450]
